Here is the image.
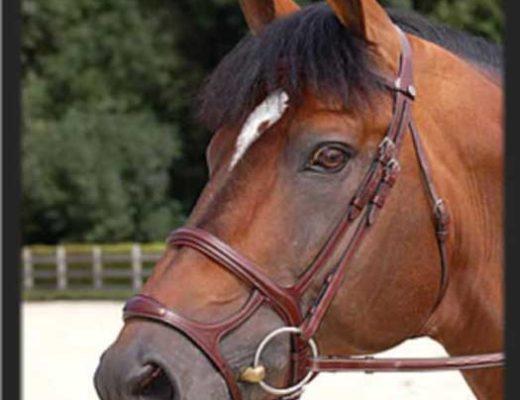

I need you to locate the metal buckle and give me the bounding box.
[433,199,450,239]
[383,158,401,185]
[363,356,376,374]
[434,199,446,217]
[246,327,319,397]
[379,137,395,151]
[394,78,417,99]
[386,158,400,171]
[378,137,396,163]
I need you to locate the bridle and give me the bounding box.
[122,27,505,399]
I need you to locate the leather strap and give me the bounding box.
[169,227,303,327]
[311,352,505,373]
[167,227,308,386]
[410,120,451,310]
[124,293,264,400]
[299,27,415,341]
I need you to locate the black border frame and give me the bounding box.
[2,0,21,399]
[2,0,519,399]
[505,1,520,399]
[3,0,21,398]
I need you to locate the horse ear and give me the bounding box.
[239,0,300,35]
[325,0,402,74]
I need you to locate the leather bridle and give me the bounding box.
[123,27,505,399]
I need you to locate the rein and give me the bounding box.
[122,27,505,399]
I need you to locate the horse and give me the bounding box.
[94,1,504,399]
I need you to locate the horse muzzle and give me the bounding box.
[94,320,230,400]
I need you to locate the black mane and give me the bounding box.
[198,3,502,131]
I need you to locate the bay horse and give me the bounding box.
[94,0,504,399]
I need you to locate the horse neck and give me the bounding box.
[410,36,504,399]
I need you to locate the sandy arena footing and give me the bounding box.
[23,301,476,400]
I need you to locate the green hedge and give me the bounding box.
[23,288,135,301]
[26,242,166,255]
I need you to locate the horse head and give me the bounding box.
[95,1,503,399]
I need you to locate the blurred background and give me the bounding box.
[20,0,504,299]
[21,0,502,399]
[22,0,503,245]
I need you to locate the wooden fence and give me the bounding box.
[22,244,164,291]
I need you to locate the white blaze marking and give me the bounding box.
[229,90,289,170]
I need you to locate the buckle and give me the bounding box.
[383,158,401,186]
[434,199,450,240]
[363,356,376,374]
[378,137,396,163]
[394,78,417,99]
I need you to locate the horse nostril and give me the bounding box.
[132,363,177,400]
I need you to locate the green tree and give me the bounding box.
[381,0,503,42]
[427,0,502,43]
[22,0,186,243]
[22,107,183,242]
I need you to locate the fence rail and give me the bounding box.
[22,244,164,291]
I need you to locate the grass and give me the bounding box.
[23,288,136,301]
[27,242,167,255]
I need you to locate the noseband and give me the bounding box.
[123,28,505,399]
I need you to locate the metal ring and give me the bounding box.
[253,327,319,397]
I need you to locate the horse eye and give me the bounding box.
[307,144,350,173]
